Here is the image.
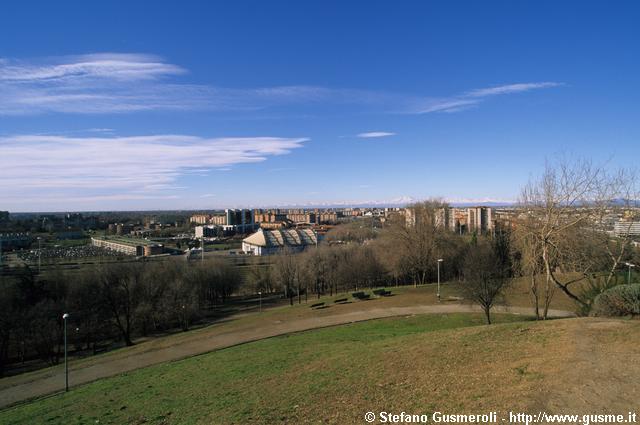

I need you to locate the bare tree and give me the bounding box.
[385,200,449,286]
[514,217,555,319]
[248,265,276,294]
[273,250,299,305]
[322,246,343,296]
[299,248,326,300]
[97,263,144,346]
[69,269,113,350]
[518,159,638,312]
[461,239,511,324]
[162,277,199,332]
[0,275,14,376]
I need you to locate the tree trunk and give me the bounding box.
[484,306,492,324]
[543,274,551,320]
[542,240,587,309]
[530,273,540,320]
[123,332,133,346]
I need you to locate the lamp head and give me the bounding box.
[62,313,69,319]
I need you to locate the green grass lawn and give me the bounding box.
[0,313,536,425]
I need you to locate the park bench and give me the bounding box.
[334,298,348,303]
[373,289,392,297]
[310,302,325,309]
[93,345,109,355]
[351,291,370,300]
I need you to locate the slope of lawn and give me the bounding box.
[0,313,544,425]
[0,275,577,389]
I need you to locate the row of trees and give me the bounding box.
[250,160,640,323]
[0,259,242,376]
[272,244,387,304]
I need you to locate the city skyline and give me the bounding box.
[2,1,640,211]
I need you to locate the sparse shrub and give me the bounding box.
[591,284,640,317]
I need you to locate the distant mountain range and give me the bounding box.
[9,199,521,215]
[245,197,518,209]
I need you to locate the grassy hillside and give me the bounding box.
[3,312,639,425]
[0,314,537,425]
[0,277,577,411]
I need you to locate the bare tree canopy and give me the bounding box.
[517,158,639,312]
[461,235,512,324]
[384,199,452,286]
[0,259,244,376]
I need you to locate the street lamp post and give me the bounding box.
[62,313,69,392]
[625,262,636,285]
[258,291,262,312]
[437,258,444,301]
[37,237,42,273]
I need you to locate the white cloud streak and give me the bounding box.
[412,82,563,114]
[356,131,396,138]
[0,53,185,82]
[465,82,562,97]
[0,53,376,115]
[0,53,562,116]
[415,98,480,114]
[0,134,307,208]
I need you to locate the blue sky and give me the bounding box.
[1,1,639,212]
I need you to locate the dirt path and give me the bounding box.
[0,303,572,409]
[538,318,640,415]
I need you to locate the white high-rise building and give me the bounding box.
[613,221,640,237]
[467,207,494,233]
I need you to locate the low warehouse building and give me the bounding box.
[91,236,163,257]
[242,228,318,256]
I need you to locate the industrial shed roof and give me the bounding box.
[243,228,317,248]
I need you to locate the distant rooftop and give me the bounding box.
[243,228,317,248]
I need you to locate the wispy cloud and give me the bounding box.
[59,194,182,203]
[0,134,307,207]
[412,82,563,114]
[0,53,200,114]
[414,98,480,114]
[356,131,396,138]
[0,52,563,116]
[465,82,562,97]
[0,53,185,82]
[0,54,376,115]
